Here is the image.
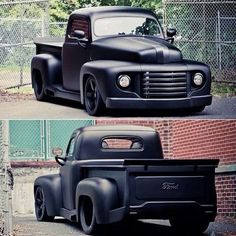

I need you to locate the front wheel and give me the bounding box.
[79,197,98,235]
[170,217,210,234]
[84,76,104,116]
[34,187,54,221]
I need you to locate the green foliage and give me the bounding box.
[211,82,236,97]
[49,0,163,22]
[130,0,162,15]
[50,0,81,22]
[7,3,44,18]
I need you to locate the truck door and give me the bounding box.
[60,137,80,210]
[62,17,90,92]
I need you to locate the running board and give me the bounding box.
[46,84,81,102]
[60,208,77,222]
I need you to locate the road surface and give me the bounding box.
[0,96,235,119]
[13,215,236,236]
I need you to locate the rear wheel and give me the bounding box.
[170,217,210,234]
[34,187,54,221]
[79,197,98,235]
[84,76,104,116]
[32,70,47,101]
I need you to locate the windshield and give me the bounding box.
[94,16,162,37]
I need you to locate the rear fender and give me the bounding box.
[34,174,62,216]
[31,54,62,88]
[75,177,118,224]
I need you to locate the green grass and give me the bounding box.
[211,82,236,97]
[0,65,30,72]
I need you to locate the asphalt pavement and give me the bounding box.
[0,96,235,119]
[13,215,236,236]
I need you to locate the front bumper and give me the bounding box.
[106,94,212,109]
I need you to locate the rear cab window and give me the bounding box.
[101,136,144,151]
[68,17,90,39]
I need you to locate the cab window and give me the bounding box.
[69,18,89,39]
[66,138,75,159]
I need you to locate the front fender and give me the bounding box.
[76,177,119,224]
[80,60,142,105]
[34,174,62,216]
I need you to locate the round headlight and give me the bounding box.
[118,75,131,88]
[193,73,204,86]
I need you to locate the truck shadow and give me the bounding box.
[105,108,209,118]
[41,97,213,118]
[46,97,85,110]
[56,218,218,236]
[43,97,211,118]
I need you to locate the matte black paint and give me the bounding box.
[34,125,219,233]
[31,6,212,114]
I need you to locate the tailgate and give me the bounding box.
[135,176,206,200]
[125,159,219,205]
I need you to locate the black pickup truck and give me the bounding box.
[34,125,219,235]
[31,6,212,115]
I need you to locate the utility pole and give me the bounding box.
[0,121,13,236]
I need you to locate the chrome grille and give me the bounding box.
[141,72,187,98]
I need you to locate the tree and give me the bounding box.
[49,0,163,22]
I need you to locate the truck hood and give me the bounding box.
[90,36,182,64]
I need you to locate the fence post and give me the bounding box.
[217,10,222,71]
[20,2,24,87]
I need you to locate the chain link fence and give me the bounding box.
[1,1,235,91]
[9,120,93,160]
[49,21,67,37]
[0,0,49,90]
[164,0,236,83]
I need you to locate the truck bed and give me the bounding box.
[82,158,218,220]
[34,37,64,58]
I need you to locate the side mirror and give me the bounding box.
[52,147,63,156]
[166,27,177,37]
[52,147,65,166]
[74,30,85,39]
[55,156,66,166]
[69,30,88,46]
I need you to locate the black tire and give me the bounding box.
[32,70,47,101]
[84,76,104,116]
[191,106,205,113]
[170,217,210,234]
[80,197,98,235]
[34,187,54,222]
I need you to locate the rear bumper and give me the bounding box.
[106,95,212,109]
[129,201,217,221]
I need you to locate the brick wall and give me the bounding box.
[96,119,236,218]
[216,174,236,218]
[171,120,236,165]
